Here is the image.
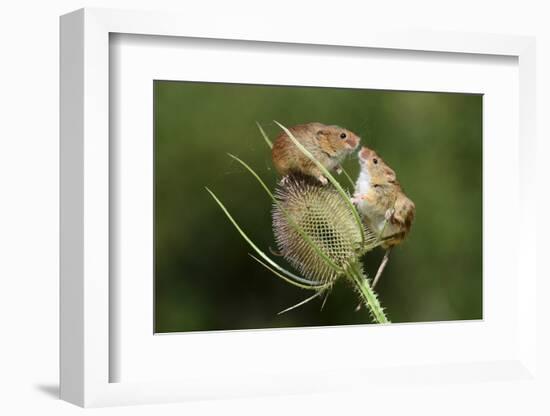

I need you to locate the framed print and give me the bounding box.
[60,8,537,407]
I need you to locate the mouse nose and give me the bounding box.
[347,136,360,149]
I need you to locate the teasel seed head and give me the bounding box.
[272,174,368,284]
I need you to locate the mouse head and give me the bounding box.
[358,147,397,185]
[316,125,360,155]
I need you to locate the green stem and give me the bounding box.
[346,262,390,324]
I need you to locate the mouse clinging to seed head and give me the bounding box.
[271,122,360,185]
[353,146,415,288]
[354,146,415,247]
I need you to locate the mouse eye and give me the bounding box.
[373,158,378,164]
[340,132,347,139]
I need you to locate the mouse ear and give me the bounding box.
[384,167,397,181]
[315,129,328,140]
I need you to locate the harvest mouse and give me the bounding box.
[271,122,360,185]
[353,146,415,288]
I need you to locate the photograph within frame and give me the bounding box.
[153,80,482,333]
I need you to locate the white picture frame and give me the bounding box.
[60,7,537,408]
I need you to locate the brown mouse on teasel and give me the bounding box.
[271,122,360,185]
[352,146,415,288]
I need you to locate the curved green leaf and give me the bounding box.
[206,187,330,288]
[249,254,332,290]
[256,122,272,149]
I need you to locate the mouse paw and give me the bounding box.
[318,175,328,185]
[335,166,343,175]
[351,194,361,204]
[279,175,291,186]
[385,208,395,221]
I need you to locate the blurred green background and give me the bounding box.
[154,80,482,333]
